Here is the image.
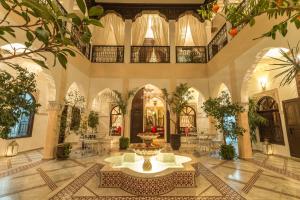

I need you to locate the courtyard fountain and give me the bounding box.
[100,132,195,196]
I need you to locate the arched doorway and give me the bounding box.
[130,84,166,143]
[257,96,284,144]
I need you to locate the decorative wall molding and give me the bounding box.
[87,1,206,21]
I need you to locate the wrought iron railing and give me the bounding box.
[207,24,228,61]
[176,46,207,63]
[236,0,253,31]
[131,46,170,63]
[91,45,124,63]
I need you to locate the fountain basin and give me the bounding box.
[100,153,196,196]
[104,153,191,174]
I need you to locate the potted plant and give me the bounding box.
[56,90,85,159]
[56,142,72,160]
[108,89,136,150]
[248,98,267,146]
[88,111,99,133]
[162,83,194,150]
[202,91,245,160]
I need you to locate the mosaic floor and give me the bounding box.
[0,150,300,200]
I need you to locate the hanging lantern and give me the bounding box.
[6,140,19,157]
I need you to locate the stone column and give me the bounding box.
[43,101,61,160]
[238,105,253,159]
[124,19,132,64]
[123,78,130,138]
[205,20,212,44]
[169,20,176,64]
[208,116,216,134]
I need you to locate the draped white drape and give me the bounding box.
[132,14,169,45]
[151,15,169,45]
[93,13,125,45]
[176,14,207,46]
[132,15,149,45]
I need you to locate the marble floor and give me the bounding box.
[0,149,300,200]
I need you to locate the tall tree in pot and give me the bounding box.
[202,91,245,160]
[162,83,194,150]
[108,89,136,150]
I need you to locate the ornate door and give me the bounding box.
[130,88,144,143]
[283,98,300,158]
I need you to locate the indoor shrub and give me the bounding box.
[119,137,130,150]
[56,143,72,160]
[219,144,236,160]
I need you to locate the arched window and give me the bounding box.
[110,106,123,136]
[9,93,35,138]
[257,96,284,145]
[180,106,197,135]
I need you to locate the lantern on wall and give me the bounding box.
[262,139,273,155]
[6,140,19,157]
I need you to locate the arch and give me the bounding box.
[133,11,168,23]
[217,83,231,98]
[9,93,36,139]
[130,84,166,143]
[65,82,86,107]
[256,96,284,145]
[240,47,290,102]
[110,105,123,136]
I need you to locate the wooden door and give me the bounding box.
[283,98,300,158]
[130,88,144,143]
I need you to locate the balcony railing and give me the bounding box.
[91,45,124,63]
[176,46,207,63]
[207,24,228,61]
[131,46,170,63]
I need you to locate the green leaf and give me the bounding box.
[32,59,48,69]
[87,19,103,27]
[57,53,67,68]
[75,0,86,14]
[62,49,76,57]
[0,0,11,10]
[35,27,50,44]
[26,31,34,41]
[88,6,103,17]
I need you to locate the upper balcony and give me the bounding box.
[61,0,246,64]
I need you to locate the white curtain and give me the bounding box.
[189,16,207,46]
[151,15,169,45]
[94,13,125,45]
[176,16,189,46]
[132,15,149,45]
[176,14,207,46]
[110,14,125,45]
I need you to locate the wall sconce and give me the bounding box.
[259,77,268,91]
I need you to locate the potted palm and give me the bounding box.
[162,83,193,150]
[202,91,245,160]
[108,89,136,150]
[88,111,99,133]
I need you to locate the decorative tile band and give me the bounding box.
[251,159,300,181]
[0,160,45,178]
[99,170,196,196]
[37,168,58,191]
[193,162,245,200]
[241,169,263,194]
[49,163,102,200]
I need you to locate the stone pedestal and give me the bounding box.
[43,101,61,160]
[238,108,253,159]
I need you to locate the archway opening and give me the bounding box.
[130,84,166,143]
